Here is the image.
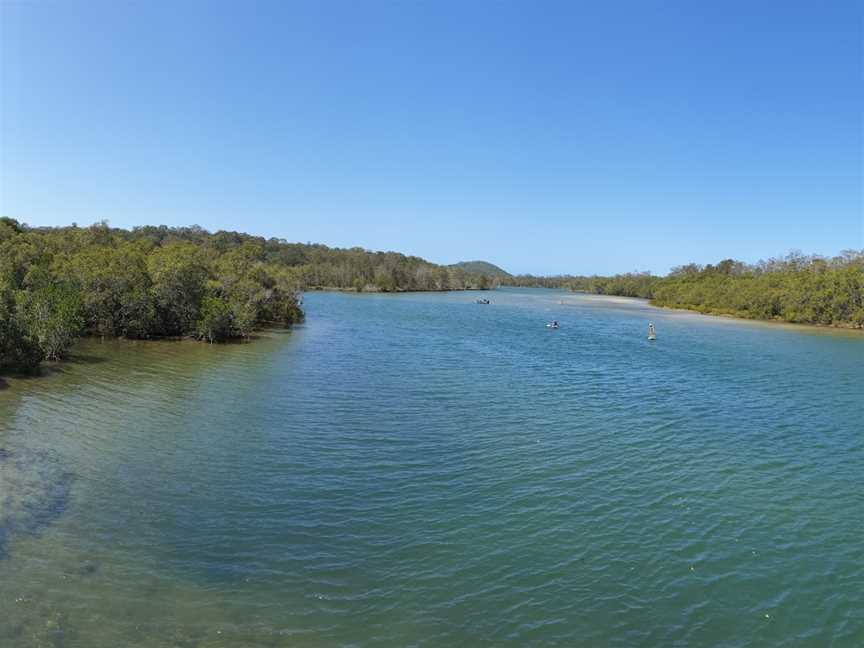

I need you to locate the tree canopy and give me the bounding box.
[649,252,864,326]
[0,220,305,371]
[561,252,864,328]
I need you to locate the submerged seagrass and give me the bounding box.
[0,288,862,646]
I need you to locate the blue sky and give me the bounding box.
[1,1,861,275]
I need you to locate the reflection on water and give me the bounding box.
[0,289,862,647]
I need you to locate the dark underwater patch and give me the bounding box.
[0,446,74,559]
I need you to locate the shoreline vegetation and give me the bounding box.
[0,219,498,374]
[504,252,864,330]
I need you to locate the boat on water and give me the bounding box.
[648,322,657,340]
[476,298,491,304]
[546,320,560,329]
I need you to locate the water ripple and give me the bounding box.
[0,289,861,647]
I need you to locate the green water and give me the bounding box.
[1,288,862,647]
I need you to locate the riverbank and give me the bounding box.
[653,302,864,332]
[570,291,864,335]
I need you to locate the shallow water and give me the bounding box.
[0,288,862,647]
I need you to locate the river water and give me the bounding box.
[0,288,862,647]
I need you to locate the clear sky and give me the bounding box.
[1,1,861,275]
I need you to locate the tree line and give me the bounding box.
[505,272,660,296]
[504,275,577,289]
[106,224,498,292]
[562,252,864,327]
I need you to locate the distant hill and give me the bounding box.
[450,260,512,278]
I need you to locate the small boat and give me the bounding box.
[546,321,560,329]
[648,322,657,341]
[476,298,491,305]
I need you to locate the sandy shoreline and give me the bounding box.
[565,291,864,336]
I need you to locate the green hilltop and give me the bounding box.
[449,260,512,278]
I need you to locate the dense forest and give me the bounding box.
[297,248,498,292]
[565,253,864,328]
[0,220,498,372]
